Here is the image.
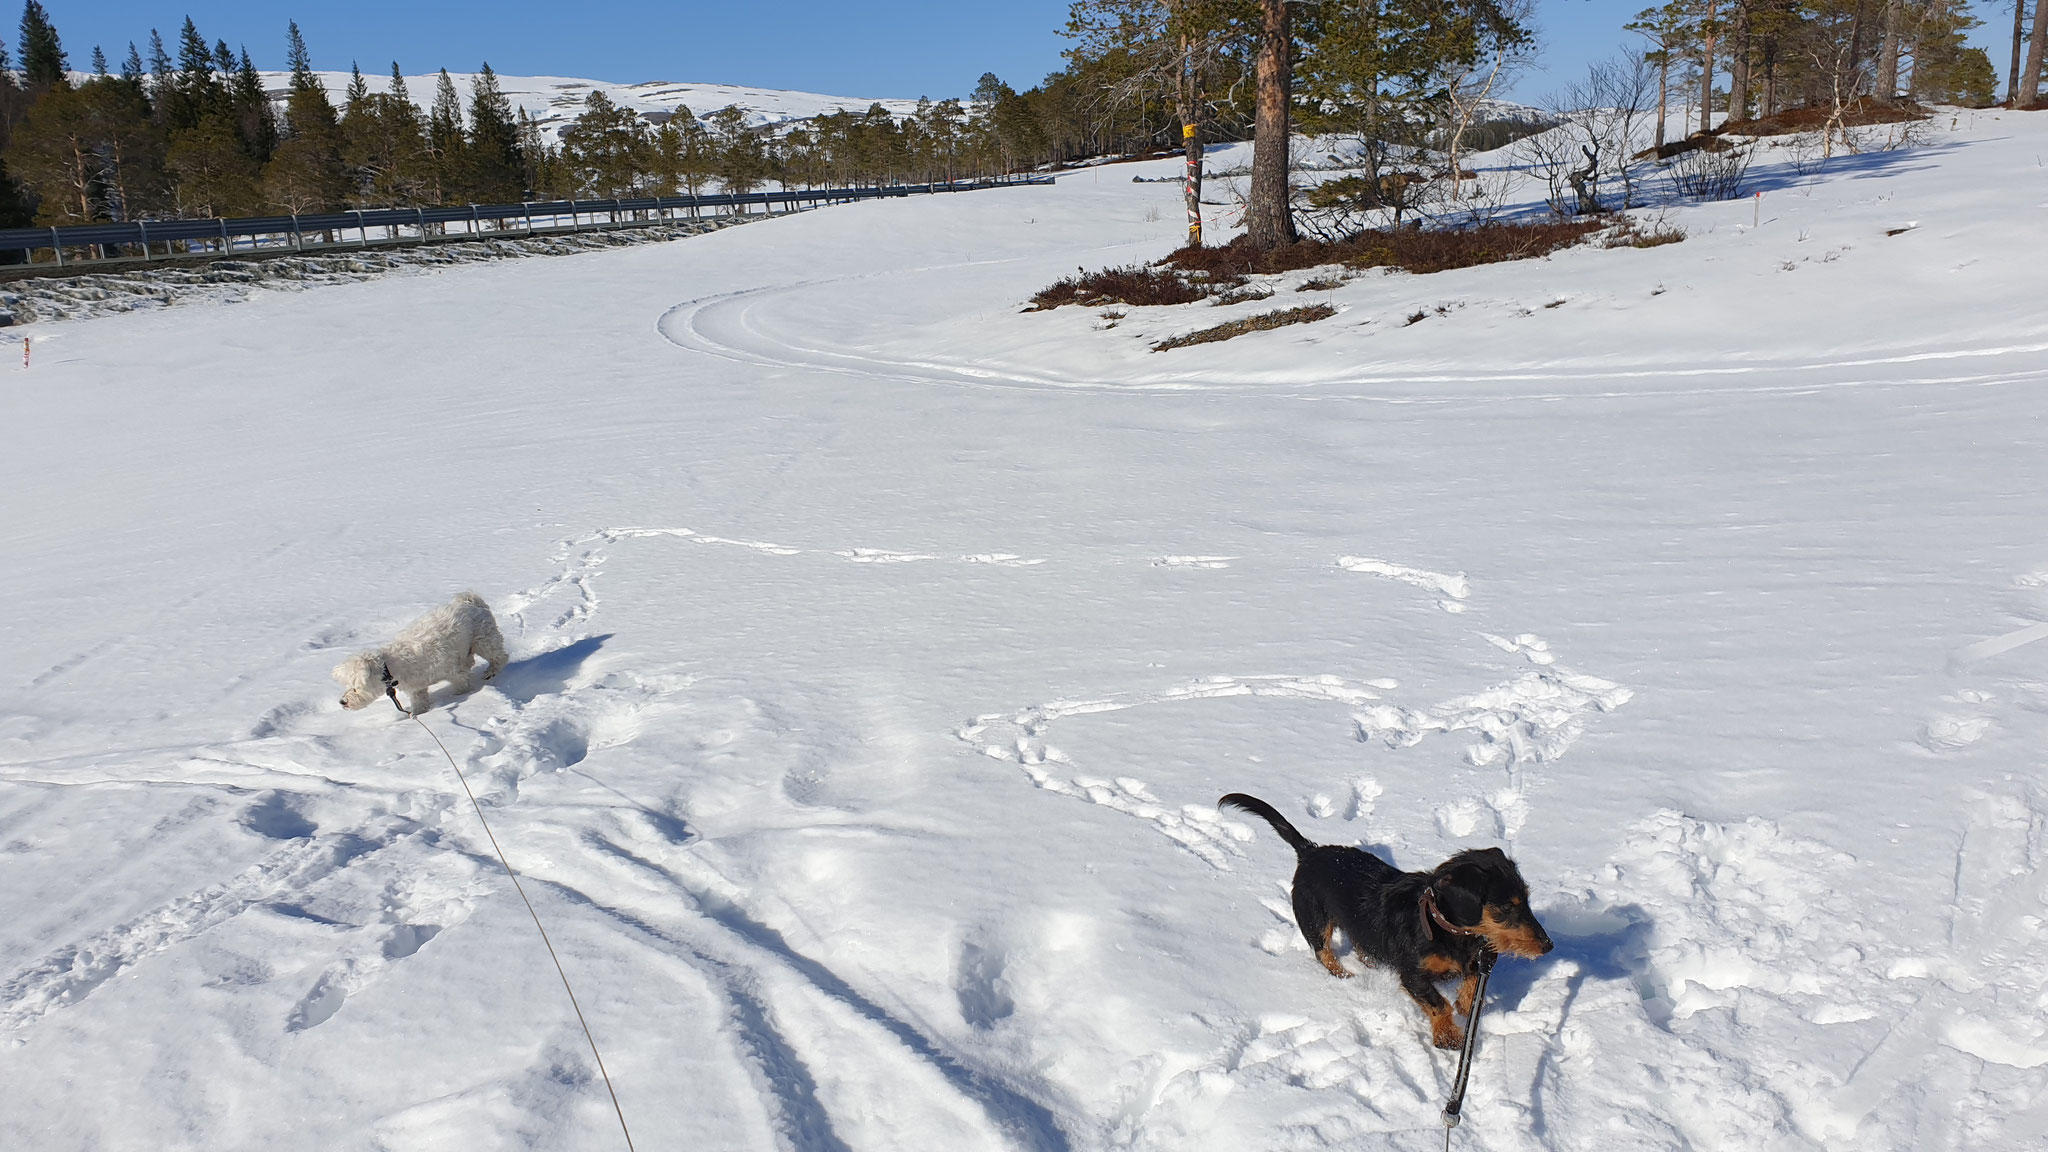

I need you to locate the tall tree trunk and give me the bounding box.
[1246,0,1295,248]
[1846,1,1868,96]
[2023,0,2048,107]
[1699,0,1718,134]
[2014,0,2028,106]
[1730,3,1752,120]
[1178,32,1204,247]
[1875,0,1903,99]
[1656,55,1669,146]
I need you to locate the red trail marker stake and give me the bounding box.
[21,338,27,369]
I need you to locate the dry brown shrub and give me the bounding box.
[1152,303,1337,352]
[1161,219,1603,279]
[1718,97,1928,138]
[1026,265,1206,311]
[1212,286,1275,306]
[1603,216,1686,248]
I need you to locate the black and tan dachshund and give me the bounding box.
[1220,792,1553,1049]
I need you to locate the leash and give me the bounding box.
[1441,945,1496,1146]
[407,712,637,1152]
[1419,884,1495,1148]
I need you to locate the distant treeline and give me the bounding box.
[4,0,2008,231]
[0,5,1102,228]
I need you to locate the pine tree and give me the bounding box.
[233,48,276,161]
[148,29,171,89]
[19,0,68,94]
[2022,0,2048,107]
[341,62,430,206]
[265,21,346,211]
[7,77,162,223]
[0,155,35,227]
[0,37,26,152]
[372,64,430,203]
[176,18,210,85]
[345,63,368,110]
[648,113,693,195]
[705,104,768,195]
[157,17,218,133]
[91,45,107,77]
[427,68,464,202]
[166,113,261,216]
[121,42,145,87]
[1245,0,1295,248]
[677,111,715,195]
[464,64,525,201]
[559,89,648,197]
[516,106,569,199]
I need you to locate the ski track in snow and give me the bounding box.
[658,275,2048,402]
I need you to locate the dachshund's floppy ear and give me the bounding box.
[1434,863,1491,927]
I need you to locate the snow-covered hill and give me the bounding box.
[271,70,926,142]
[4,107,2047,1151]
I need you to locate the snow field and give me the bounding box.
[3,108,2048,1150]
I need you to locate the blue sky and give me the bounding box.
[49,1,2019,104]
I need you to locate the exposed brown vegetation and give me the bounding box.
[1636,135,1740,161]
[1297,276,1344,291]
[1027,264,1206,311]
[1033,219,1605,314]
[1212,286,1275,306]
[1717,97,1929,138]
[1163,219,1605,279]
[1152,303,1337,352]
[1603,217,1686,248]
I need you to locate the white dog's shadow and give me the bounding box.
[492,634,613,704]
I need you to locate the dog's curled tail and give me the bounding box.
[1218,792,1315,855]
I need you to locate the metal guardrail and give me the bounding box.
[2,175,1056,268]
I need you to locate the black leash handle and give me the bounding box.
[1442,947,1497,1130]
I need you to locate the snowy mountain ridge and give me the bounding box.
[260,70,927,142]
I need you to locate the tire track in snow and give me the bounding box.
[656,269,2048,401]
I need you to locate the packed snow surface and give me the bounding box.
[5,109,2048,1151]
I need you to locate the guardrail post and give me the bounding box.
[524,203,534,236]
[470,204,480,237]
[137,219,150,260]
[49,226,60,267]
[354,210,368,248]
[291,214,303,252]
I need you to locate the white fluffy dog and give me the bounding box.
[333,592,508,716]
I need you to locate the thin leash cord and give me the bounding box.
[410,713,637,1152]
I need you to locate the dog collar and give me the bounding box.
[1420,885,1482,940]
